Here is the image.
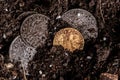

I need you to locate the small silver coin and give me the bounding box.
[61,9,98,40]
[20,14,49,48]
[9,36,36,71]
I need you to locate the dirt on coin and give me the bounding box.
[0,0,119,80]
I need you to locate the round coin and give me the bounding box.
[9,36,36,72]
[20,14,49,48]
[61,9,98,40]
[53,28,84,52]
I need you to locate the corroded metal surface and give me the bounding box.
[62,9,98,40]
[20,14,49,48]
[9,36,36,72]
[53,28,84,52]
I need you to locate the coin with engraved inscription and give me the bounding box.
[53,28,84,52]
[61,9,98,40]
[20,14,49,48]
[9,36,36,72]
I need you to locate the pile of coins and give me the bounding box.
[9,12,50,73]
[53,9,98,51]
[9,9,98,73]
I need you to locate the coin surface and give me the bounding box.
[53,28,84,52]
[9,36,36,72]
[20,14,49,48]
[61,9,98,40]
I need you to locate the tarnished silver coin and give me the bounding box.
[61,9,98,40]
[9,36,36,72]
[20,14,49,48]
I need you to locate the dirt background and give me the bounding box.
[0,0,120,80]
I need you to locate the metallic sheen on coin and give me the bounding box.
[53,28,84,52]
[20,14,49,48]
[61,9,98,40]
[9,36,36,72]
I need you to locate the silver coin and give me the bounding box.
[61,9,98,40]
[9,36,36,72]
[20,14,49,48]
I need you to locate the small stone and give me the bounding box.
[5,63,14,69]
[103,37,107,41]
[12,76,17,79]
[12,71,18,79]
[49,64,52,67]
[5,8,8,11]
[39,70,42,75]
[63,63,67,66]
[42,74,46,77]
[56,15,61,19]
[51,55,54,58]
[3,34,6,39]
[81,64,83,67]
[86,56,92,59]
[19,2,25,7]
[64,52,68,56]
[54,27,57,30]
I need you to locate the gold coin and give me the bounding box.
[53,28,84,52]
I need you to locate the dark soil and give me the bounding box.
[0,0,120,80]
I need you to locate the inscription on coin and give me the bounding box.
[20,14,49,48]
[53,28,84,52]
[61,9,98,40]
[9,36,36,72]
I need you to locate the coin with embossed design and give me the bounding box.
[53,28,84,52]
[61,9,98,40]
[9,36,36,72]
[20,14,49,48]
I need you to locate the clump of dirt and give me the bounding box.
[0,0,119,80]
